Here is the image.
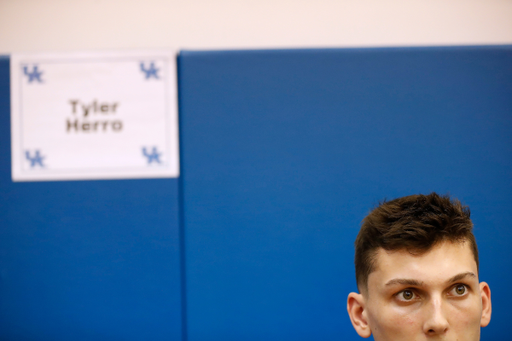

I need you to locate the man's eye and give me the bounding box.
[452,284,467,296]
[398,290,416,301]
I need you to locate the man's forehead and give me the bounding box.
[368,240,478,287]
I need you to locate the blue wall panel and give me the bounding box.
[0,57,183,340]
[178,46,512,340]
[1,45,511,340]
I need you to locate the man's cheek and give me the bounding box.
[368,306,417,337]
[450,296,482,322]
[455,304,482,330]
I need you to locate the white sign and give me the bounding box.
[10,50,179,181]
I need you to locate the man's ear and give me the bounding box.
[479,282,492,327]
[347,292,372,338]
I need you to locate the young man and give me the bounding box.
[347,193,492,340]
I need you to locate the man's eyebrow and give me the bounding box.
[384,272,477,287]
[385,278,424,287]
[446,271,477,284]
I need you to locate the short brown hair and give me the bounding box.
[355,192,478,292]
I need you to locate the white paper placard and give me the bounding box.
[10,50,179,181]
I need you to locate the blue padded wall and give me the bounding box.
[178,46,512,340]
[0,57,183,340]
[1,45,511,340]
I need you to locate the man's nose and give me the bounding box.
[423,296,449,335]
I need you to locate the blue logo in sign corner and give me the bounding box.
[142,147,162,164]
[23,65,44,83]
[140,61,160,80]
[25,150,45,168]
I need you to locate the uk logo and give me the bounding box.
[140,62,160,79]
[23,65,44,83]
[25,150,45,168]
[142,147,162,164]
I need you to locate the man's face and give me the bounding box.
[347,240,491,341]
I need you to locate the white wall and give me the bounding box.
[1,0,511,53]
